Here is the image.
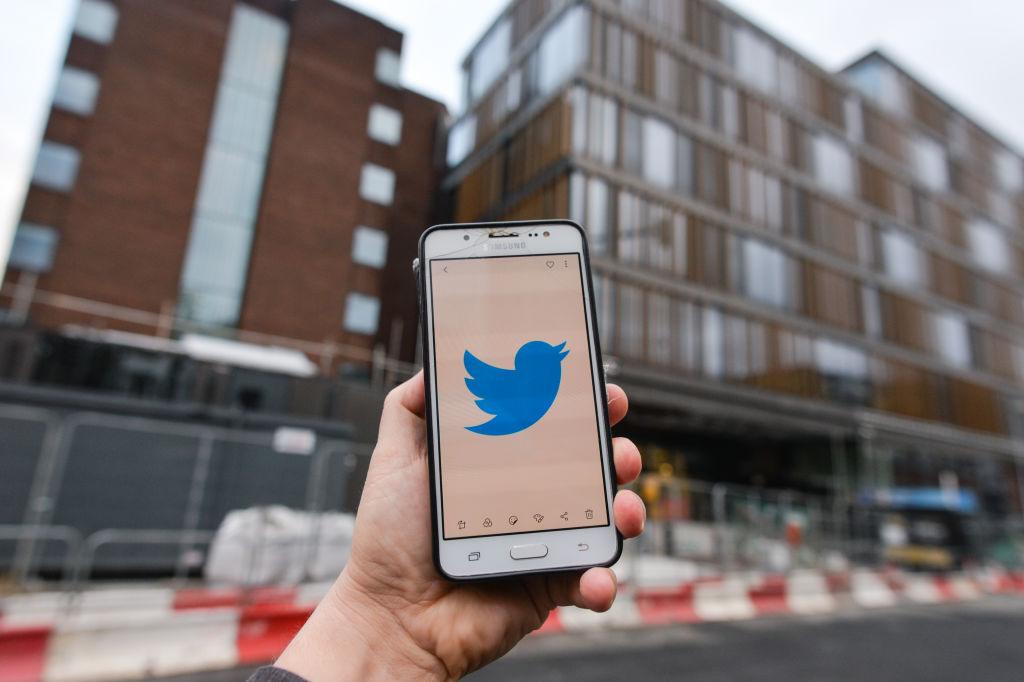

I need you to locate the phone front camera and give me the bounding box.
[543,231,550,237]
[463,234,470,241]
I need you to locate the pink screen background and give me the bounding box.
[430,253,610,539]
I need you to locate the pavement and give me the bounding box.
[141,597,1024,682]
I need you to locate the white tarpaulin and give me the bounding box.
[204,506,354,585]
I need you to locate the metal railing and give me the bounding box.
[629,475,1024,574]
[0,400,373,587]
[4,401,1024,603]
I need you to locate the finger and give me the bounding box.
[612,437,641,485]
[577,567,617,612]
[613,490,645,538]
[606,384,628,427]
[529,567,617,614]
[400,370,426,418]
[375,371,426,451]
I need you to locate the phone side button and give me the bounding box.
[509,544,549,560]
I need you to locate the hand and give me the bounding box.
[276,371,645,681]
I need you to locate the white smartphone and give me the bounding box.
[416,219,621,580]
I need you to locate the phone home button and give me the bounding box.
[509,544,548,560]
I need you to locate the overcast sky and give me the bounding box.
[1,0,1022,276]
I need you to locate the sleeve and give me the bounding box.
[246,666,310,682]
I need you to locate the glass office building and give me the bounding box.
[445,0,1024,513]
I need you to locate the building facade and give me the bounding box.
[2,0,446,369]
[444,0,1024,513]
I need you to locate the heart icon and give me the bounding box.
[545,260,554,268]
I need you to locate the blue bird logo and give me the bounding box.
[464,340,570,436]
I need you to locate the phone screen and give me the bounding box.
[429,252,610,540]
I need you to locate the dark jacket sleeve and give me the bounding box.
[247,666,310,682]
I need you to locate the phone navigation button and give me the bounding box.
[510,544,549,560]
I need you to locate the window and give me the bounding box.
[180,216,254,303]
[966,218,1010,273]
[676,301,699,372]
[845,57,907,115]
[931,311,971,368]
[359,164,396,205]
[741,239,789,308]
[812,134,855,195]
[732,26,777,93]
[537,5,589,95]
[505,69,522,112]
[570,172,585,227]
[641,117,675,188]
[724,313,748,379]
[208,84,278,156]
[179,4,289,328]
[194,147,265,221]
[880,228,926,286]
[446,115,476,166]
[352,226,388,268]
[814,338,870,404]
[32,141,80,192]
[909,134,947,191]
[861,285,881,338]
[617,190,641,264]
[988,189,1016,227]
[375,48,401,87]
[586,177,610,254]
[73,0,118,44]
[221,6,288,89]
[676,133,694,196]
[844,96,864,142]
[593,275,615,353]
[569,88,617,165]
[344,293,381,335]
[653,50,677,105]
[618,284,644,358]
[621,29,637,91]
[468,18,510,101]
[367,104,402,145]
[8,223,58,273]
[702,307,724,378]
[621,110,642,176]
[648,293,671,365]
[993,148,1023,192]
[814,338,868,378]
[719,85,739,139]
[53,66,100,115]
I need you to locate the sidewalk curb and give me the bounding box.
[2,570,1022,682]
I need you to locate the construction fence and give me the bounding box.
[4,399,1024,596]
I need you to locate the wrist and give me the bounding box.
[276,571,449,682]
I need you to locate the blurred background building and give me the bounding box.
[0,0,1023,582]
[0,0,448,579]
[443,0,1024,539]
[1,0,446,373]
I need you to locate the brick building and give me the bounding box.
[445,0,1024,514]
[2,0,446,368]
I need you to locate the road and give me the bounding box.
[150,597,1024,682]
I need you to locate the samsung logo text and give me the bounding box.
[492,241,526,250]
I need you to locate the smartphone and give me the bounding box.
[417,219,621,580]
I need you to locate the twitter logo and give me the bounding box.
[464,341,570,436]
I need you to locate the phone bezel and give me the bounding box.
[417,219,621,581]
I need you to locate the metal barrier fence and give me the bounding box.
[630,476,1024,574]
[0,400,373,587]
[5,400,1024,594]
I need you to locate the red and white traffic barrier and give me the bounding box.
[2,570,1022,681]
